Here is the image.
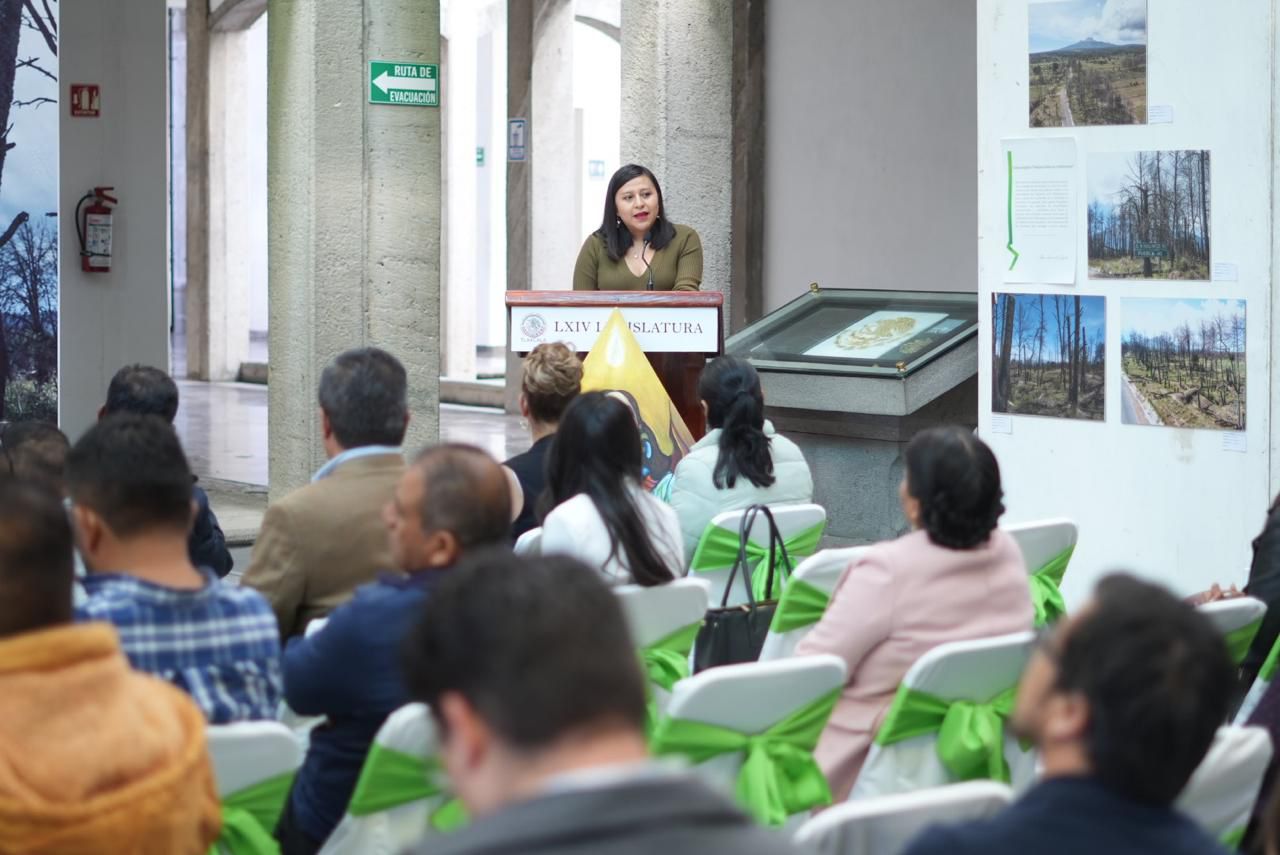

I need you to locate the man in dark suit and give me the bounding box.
[400,551,800,855]
[904,574,1234,855]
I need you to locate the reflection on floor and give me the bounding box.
[174,380,525,488]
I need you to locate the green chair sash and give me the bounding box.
[690,521,826,601]
[650,688,840,826]
[209,771,295,855]
[1260,633,1280,682]
[1222,824,1246,851]
[640,622,702,736]
[641,622,702,693]
[1225,617,1264,666]
[1028,546,1073,627]
[770,578,831,634]
[873,684,1018,784]
[346,745,468,832]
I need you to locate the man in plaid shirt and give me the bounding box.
[69,414,281,723]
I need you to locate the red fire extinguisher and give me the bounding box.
[76,186,117,273]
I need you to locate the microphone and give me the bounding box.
[643,235,654,291]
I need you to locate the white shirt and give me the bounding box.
[541,485,685,585]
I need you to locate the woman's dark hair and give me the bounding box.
[540,392,677,587]
[904,426,1004,549]
[699,356,775,490]
[595,163,677,262]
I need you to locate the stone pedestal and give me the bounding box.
[267,0,441,498]
[770,378,979,544]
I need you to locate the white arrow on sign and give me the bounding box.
[373,71,438,94]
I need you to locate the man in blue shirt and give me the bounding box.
[904,574,1234,855]
[69,413,282,723]
[274,443,513,855]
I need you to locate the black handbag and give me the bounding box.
[692,504,795,672]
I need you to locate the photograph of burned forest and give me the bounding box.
[1029,0,1147,127]
[1088,150,1210,280]
[1120,299,1245,431]
[992,293,1105,422]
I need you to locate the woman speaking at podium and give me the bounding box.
[572,163,703,291]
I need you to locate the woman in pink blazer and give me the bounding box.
[796,426,1034,800]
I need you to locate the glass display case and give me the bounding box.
[726,287,979,544]
[725,287,977,377]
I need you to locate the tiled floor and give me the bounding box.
[174,380,525,488]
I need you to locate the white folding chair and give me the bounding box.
[851,632,1037,800]
[206,721,303,854]
[277,617,332,739]
[758,546,870,661]
[319,703,454,855]
[652,654,846,825]
[1236,632,1280,724]
[207,720,303,798]
[794,781,1014,855]
[514,526,542,556]
[1176,725,1273,845]
[1198,597,1268,665]
[1003,518,1077,625]
[615,578,710,720]
[688,504,827,608]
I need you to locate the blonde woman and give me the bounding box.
[503,343,583,540]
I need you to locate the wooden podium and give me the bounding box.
[505,291,724,438]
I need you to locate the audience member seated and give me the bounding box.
[400,550,800,855]
[668,355,813,557]
[540,391,683,586]
[503,342,582,541]
[796,425,1032,799]
[1240,493,1280,698]
[274,444,511,855]
[242,347,409,638]
[0,481,220,854]
[0,420,69,492]
[904,574,1234,855]
[100,364,233,577]
[69,414,283,723]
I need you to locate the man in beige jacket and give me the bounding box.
[242,347,408,639]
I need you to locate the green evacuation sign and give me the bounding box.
[369,61,439,106]
[1135,241,1169,258]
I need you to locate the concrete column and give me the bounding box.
[203,28,253,380]
[60,0,170,437]
[504,0,575,411]
[268,0,442,498]
[530,0,576,290]
[620,0,732,318]
[442,4,477,379]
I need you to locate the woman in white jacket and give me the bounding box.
[539,391,684,586]
[668,356,815,558]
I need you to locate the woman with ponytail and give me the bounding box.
[540,392,684,587]
[795,426,1033,800]
[668,356,814,557]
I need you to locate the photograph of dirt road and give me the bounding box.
[992,293,1105,422]
[1088,150,1211,280]
[1120,298,1245,431]
[1029,0,1147,127]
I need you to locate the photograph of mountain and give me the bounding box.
[1029,0,1147,127]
